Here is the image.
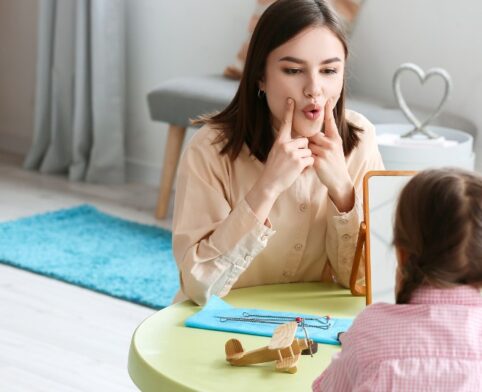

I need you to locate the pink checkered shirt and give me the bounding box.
[313,286,482,391]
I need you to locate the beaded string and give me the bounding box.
[216,312,331,330]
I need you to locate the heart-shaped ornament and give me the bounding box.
[392,63,453,139]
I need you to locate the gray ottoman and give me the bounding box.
[148,75,238,218]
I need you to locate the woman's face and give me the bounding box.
[259,26,345,138]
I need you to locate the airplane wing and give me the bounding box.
[268,321,298,350]
[275,353,300,373]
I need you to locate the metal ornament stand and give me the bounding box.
[392,63,453,139]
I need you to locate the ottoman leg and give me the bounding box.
[156,124,187,219]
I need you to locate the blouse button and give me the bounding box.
[294,243,303,251]
[299,203,308,212]
[244,255,253,263]
[342,234,351,241]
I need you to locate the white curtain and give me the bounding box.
[25,0,126,183]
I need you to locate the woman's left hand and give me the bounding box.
[308,99,355,212]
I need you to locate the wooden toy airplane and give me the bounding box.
[225,321,317,374]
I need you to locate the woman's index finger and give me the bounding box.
[278,98,295,141]
[323,99,338,138]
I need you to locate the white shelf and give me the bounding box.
[375,123,475,170]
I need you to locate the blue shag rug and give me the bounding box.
[0,205,179,309]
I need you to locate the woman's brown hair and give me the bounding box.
[194,0,363,162]
[394,168,482,304]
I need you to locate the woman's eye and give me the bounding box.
[283,68,302,75]
[321,68,338,75]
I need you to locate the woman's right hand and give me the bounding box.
[245,98,313,225]
[258,98,314,197]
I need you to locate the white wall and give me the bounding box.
[125,0,255,185]
[0,0,254,185]
[0,0,38,155]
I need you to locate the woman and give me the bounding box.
[313,168,482,391]
[172,0,384,305]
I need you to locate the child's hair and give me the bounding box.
[394,168,482,304]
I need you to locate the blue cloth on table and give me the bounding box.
[184,296,353,345]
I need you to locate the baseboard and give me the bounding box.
[126,157,162,187]
[0,143,164,188]
[0,134,31,155]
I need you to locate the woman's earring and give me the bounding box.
[257,89,265,99]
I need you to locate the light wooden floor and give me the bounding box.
[0,151,172,391]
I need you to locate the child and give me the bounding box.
[313,168,482,391]
[172,0,383,305]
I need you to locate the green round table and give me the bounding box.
[128,283,365,391]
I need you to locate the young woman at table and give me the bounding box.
[313,168,482,391]
[172,0,384,305]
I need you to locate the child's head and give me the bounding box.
[394,168,482,304]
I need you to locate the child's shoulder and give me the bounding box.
[349,303,400,331]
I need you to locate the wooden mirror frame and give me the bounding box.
[349,170,417,305]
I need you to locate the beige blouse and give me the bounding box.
[172,110,384,305]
